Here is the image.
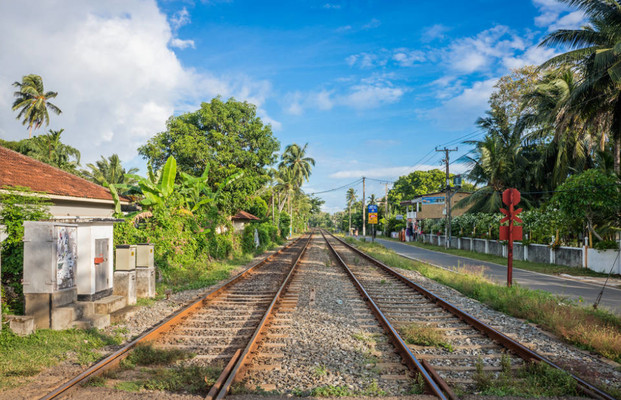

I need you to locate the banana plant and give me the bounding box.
[126,156,177,207]
[179,165,243,212]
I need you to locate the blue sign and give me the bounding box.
[368,204,378,213]
[422,196,445,204]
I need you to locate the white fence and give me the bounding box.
[417,234,620,274]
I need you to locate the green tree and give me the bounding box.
[138,97,280,214]
[83,154,138,186]
[346,188,356,234]
[12,74,62,138]
[279,143,315,186]
[388,169,447,209]
[550,169,621,241]
[28,129,81,173]
[539,0,621,174]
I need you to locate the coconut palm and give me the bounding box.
[279,143,315,186]
[12,74,62,138]
[28,129,81,173]
[346,188,356,234]
[539,0,621,173]
[83,154,139,186]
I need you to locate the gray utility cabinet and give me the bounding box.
[23,221,78,294]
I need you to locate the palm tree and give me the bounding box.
[279,143,315,186]
[458,109,527,212]
[83,154,139,186]
[346,188,356,234]
[28,129,81,173]
[12,74,62,138]
[539,0,621,173]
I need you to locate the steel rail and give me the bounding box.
[327,231,617,400]
[40,237,306,400]
[320,231,450,400]
[211,232,313,400]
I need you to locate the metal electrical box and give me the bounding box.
[23,221,78,294]
[116,245,136,271]
[136,244,154,268]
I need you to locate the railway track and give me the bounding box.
[42,234,312,400]
[321,230,617,400]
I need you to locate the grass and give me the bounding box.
[0,327,122,389]
[401,323,453,351]
[312,364,328,377]
[310,385,354,397]
[159,252,255,293]
[398,238,612,278]
[474,356,579,397]
[345,238,621,364]
[108,344,219,395]
[121,343,193,368]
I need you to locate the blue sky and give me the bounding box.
[0,1,585,212]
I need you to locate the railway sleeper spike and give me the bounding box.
[324,230,619,400]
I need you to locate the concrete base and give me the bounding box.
[25,288,78,329]
[8,315,35,336]
[94,295,128,314]
[113,270,137,305]
[136,267,155,298]
[71,313,110,330]
[77,288,113,302]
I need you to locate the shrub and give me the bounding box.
[0,186,51,313]
[245,197,268,220]
[279,212,291,239]
[209,234,233,259]
[256,223,271,251]
[241,224,256,254]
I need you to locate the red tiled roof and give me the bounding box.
[0,145,126,202]
[231,210,260,221]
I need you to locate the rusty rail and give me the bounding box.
[320,231,450,400]
[40,236,306,400]
[210,232,313,399]
[326,231,617,400]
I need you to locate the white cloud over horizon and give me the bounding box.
[0,1,277,164]
[329,163,470,179]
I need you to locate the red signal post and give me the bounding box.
[499,188,522,287]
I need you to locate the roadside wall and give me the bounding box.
[418,234,599,272]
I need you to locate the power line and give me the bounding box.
[306,178,362,195]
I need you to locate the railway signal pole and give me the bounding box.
[436,146,458,247]
[500,188,522,287]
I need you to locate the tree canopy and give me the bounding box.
[138,97,280,214]
[387,169,448,207]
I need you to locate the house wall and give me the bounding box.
[50,199,116,218]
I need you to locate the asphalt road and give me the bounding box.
[366,237,621,315]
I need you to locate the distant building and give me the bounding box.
[400,190,472,227]
[0,145,129,218]
[231,210,260,233]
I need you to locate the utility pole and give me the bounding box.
[362,177,366,237]
[385,183,389,236]
[436,146,458,247]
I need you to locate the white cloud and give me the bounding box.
[347,48,425,69]
[502,45,557,70]
[323,3,341,10]
[445,25,526,74]
[422,24,450,42]
[170,7,190,30]
[283,76,404,114]
[0,1,277,164]
[532,0,587,31]
[362,18,381,30]
[170,38,195,49]
[423,78,497,130]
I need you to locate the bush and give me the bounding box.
[209,234,233,259]
[594,240,619,250]
[241,224,256,254]
[0,187,51,313]
[256,223,271,251]
[245,197,268,220]
[279,212,291,239]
